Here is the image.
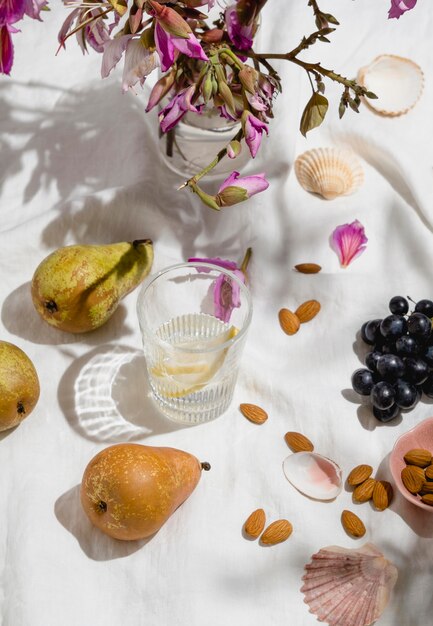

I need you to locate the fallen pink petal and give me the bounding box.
[331,220,368,268]
[388,0,417,19]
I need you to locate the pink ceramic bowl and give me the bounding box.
[389,416,433,512]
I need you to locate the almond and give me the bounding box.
[372,480,393,511]
[425,465,433,481]
[419,482,433,495]
[239,403,268,425]
[405,465,425,481]
[278,308,300,335]
[294,263,322,274]
[260,519,293,545]
[401,466,425,494]
[347,464,373,486]
[403,449,432,468]
[295,300,321,324]
[244,509,266,538]
[421,494,433,506]
[353,477,376,503]
[284,432,314,453]
[341,510,366,538]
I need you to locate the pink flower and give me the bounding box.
[0,0,25,25]
[225,3,254,50]
[331,220,368,268]
[24,0,48,21]
[149,1,207,72]
[388,0,417,19]
[101,34,132,78]
[154,23,207,72]
[216,171,269,206]
[159,86,201,132]
[242,111,268,158]
[187,256,246,323]
[121,39,159,93]
[0,24,15,75]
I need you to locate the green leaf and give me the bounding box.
[324,13,340,25]
[300,92,329,137]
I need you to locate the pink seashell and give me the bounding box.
[301,544,398,626]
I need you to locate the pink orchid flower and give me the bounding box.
[225,3,254,50]
[216,171,269,207]
[0,24,16,75]
[24,0,48,21]
[242,111,268,158]
[154,22,207,72]
[121,39,159,93]
[149,1,208,72]
[331,220,368,268]
[388,0,417,19]
[0,0,25,23]
[187,256,246,323]
[159,86,201,132]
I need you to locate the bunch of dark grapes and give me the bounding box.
[352,296,433,422]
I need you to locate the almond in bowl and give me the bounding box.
[389,416,433,512]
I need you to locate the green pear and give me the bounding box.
[31,239,154,333]
[0,341,40,432]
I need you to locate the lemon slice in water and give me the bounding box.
[150,325,238,399]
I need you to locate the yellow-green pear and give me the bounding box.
[0,341,40,432]
[31,239,154,333]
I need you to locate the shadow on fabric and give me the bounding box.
[57,344,186,442]
[54,484,153,560]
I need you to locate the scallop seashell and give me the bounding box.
[282,451,342,501]
[294,148,364,200]
[357,54,424,117]
[301,543,398,626]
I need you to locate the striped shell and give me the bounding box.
[294,148,364,200]
[357,54,424,117]
[301,543,398,626]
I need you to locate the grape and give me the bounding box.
[373,404,400,422]
[407,312,431,339]
[422,373,433,398]
[365,351,382,372]
[362,319,382,345]
[395,335,419,357]
[393,380,418,409]
[382,343,397,355]
[351,369,374,395]
[389,296,409,315]
[423,345,433,367]
[371,381,395,410]
[404,357,429,385]
[376,354,405,381]
[380,315,408,341]
[415,299,433,318]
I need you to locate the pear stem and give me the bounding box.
[201,462,211,471]
[133,239,153,248]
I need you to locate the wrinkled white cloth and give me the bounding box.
[1,1,433,625]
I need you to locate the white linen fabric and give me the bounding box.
[1,1,433,625]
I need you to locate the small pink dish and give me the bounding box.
[389,416,433,512]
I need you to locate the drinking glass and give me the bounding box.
[136,262,252,424]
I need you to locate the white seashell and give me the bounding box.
[282,451,342,500]
[294,148,364,200]
[301,543,398,626]
[357,54,424,117]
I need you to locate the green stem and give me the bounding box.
[240,247,252,273]
[186,128,243,187]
